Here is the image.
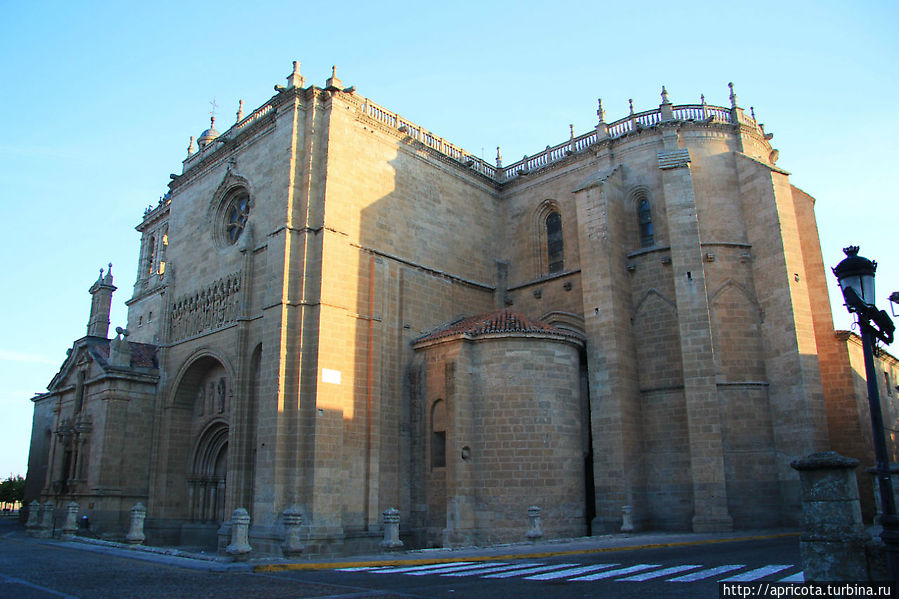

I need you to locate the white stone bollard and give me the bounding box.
[225,508,252,560]
[36,501,55,538]
[620,505,634,533]
[380,507,404,549]
[125,502,147,544]
[526,506,543,540]
[25,500,40,531]
[281,505,304,557]
[61,502,79,540]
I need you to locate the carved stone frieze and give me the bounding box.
[170,273,241,342]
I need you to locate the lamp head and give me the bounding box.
[833,246,877,312]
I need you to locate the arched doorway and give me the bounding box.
[160,352,234,548]
[188,422,228,523]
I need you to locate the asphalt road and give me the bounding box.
[0,518,801,598]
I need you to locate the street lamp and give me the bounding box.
[833,246,898,582]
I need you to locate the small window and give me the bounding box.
[638,198,654,247]
[546,211,564,273]
[431,400,446,469]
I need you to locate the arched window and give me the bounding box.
[638,198,654,247]
[546,211,564,273]
[145,236,156,275]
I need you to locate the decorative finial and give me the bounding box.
[325,65,343,90]
[209,98,218,119]
[750,106,756,121]
[596,98,606,124]
[236,99,244,123]
[104,263,114,284]
[700,93,706,105]
[843,245,860,258]
[629,98,635,116]
[286,61,305,89]
[661,85,670,104]
[495,146,503,168]
[728,82,737,109]
[569,124,575,139]
[187,135,196,156]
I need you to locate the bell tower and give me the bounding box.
[87,264,116,338]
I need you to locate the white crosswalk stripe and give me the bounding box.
[617,564,703,581]
[405,562,510,576]
[779,571,805,582]
[442,562,547,577]
[371,561,476,574]
[667,564,746,582]
[720,565,793,581]
[482,563,582,578]
[568,564,661,581]
[524,563,620,580]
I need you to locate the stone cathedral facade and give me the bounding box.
[25,62,890,556]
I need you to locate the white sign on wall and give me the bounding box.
[321,368,342,385]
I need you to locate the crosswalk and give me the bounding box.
[336,560,804,584]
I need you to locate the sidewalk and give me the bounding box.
[10,523,798,573]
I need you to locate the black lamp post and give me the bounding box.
[833,246,898,582]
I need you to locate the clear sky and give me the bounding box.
[1,0,897,479]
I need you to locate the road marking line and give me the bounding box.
[720,565,793,581]
[618,564,703,581]
[481,563,581,578]
[0,573,80,599]
[568,564,660,581]
[405,562,510,576]
[524,563,620,580]
[372,561,475,574]
[667,564,745,582]
[335,566,388,572]
[778,571,804,582]
[442,562,545,577]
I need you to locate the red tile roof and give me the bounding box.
[413,308,581,345]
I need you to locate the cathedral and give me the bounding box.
[25,61,899,556]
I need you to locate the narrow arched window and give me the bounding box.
[546,211,564,273]
[638,199,654,247]
[145,237,156,275]
[431,400,446,469]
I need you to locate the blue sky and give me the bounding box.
[1,0,897,478]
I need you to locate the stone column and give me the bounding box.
[60,502,79,540]
[380,507,404,550]
[281,505,304,557]
[25,500,40,531]
[658,137,732,533]
[125,502,147,545]
[526,506,543,540]
[225,508,252,560]
[791,452,867,581]
[35,501,55,538]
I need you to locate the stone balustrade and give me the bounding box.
[179,69,762,188]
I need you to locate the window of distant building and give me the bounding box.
[546,211,564,274]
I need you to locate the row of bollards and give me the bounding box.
[22,503,553,557]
